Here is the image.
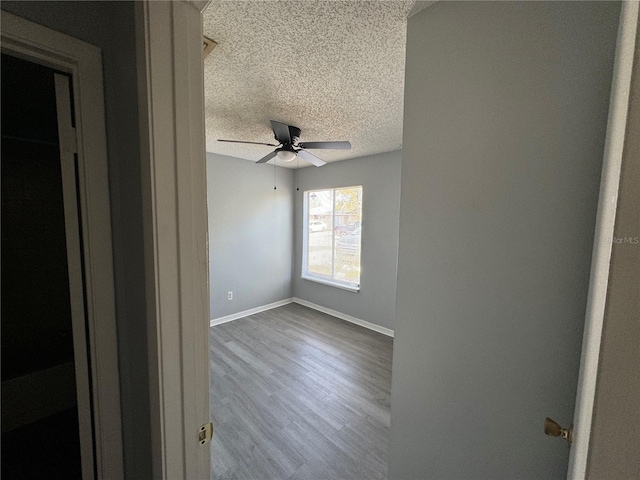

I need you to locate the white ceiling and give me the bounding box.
[203,1,423,168]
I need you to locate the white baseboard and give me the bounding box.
[209,296,394,338]
[293,297,394,337]
[210,298,294,327]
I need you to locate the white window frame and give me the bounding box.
[302,186,362,292]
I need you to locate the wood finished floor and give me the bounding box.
[210,303,393,480]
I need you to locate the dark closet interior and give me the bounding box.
[1,53,83,479]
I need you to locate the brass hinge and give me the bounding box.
[203,36,217,58]
[198,421,213,445]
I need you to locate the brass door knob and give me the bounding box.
[544,417,573,447]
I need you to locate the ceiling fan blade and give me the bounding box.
[270,120,292,144]
[298,141,351,150]
[297,149,326,167]
[218,139,278,147]
[256,150,278,164]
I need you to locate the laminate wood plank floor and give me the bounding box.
[210,303,393,480]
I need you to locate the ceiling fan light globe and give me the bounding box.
[276,150,297,162]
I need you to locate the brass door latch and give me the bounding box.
[544,417,573,447]
[199,422,213,445]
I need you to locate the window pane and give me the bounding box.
[303,186,362,290]
[307,189,334,278]
[334,187,362,285]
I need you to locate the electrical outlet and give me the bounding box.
[227,291,233,301]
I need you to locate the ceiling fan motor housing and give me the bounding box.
[281,125,301,146]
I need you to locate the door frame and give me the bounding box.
[1,12,124,480]
[568,2,639,478]
[135,1,211,478]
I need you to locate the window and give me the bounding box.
[302,186,363,291]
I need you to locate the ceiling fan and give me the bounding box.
[218,120,351,167]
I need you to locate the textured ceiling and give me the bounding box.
[203,1,420,168]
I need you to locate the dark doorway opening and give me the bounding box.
[1,53,83,480]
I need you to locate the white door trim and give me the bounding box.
[568,2,639,478]
[1,13,123,480]
[135,1,211,478]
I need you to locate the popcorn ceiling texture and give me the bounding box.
[203,0,419,168]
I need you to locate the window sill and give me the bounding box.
[301,274,360,292]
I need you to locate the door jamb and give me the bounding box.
[135,1,211,478]
[568,2,639,478]
[1,12,124,479]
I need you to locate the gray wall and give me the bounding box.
[587,22,640,480]
[1,2,151,477]
[207,153,294,319]
[293,150,402,331]
[389,2,619,479]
